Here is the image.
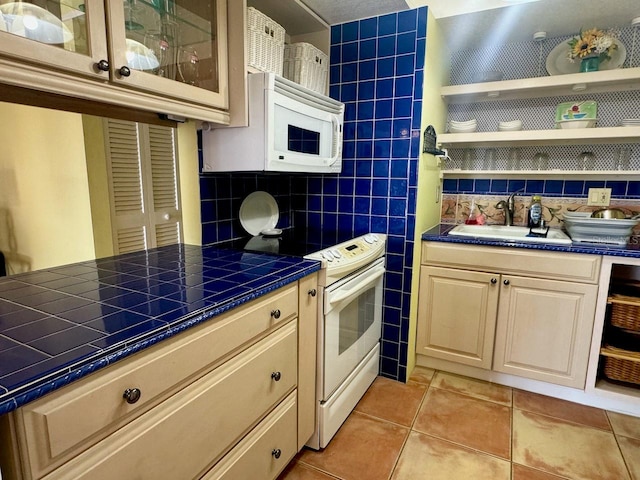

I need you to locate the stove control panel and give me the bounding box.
[305,233,386,283]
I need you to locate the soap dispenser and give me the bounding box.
[528,195,542,228]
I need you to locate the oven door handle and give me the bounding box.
[328,268,385,305]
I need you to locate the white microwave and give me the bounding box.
[201,72,344,173]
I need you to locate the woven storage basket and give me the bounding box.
[283,42,328,94]
[602,346,640,385]
[247,7,285,75]
[608,294,640,331]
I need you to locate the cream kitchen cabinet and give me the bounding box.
[0,273,318,480]
[417,242,601,388]
[417,266,499,369]
[0,0,229,124]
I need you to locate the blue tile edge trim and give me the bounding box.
[0,263,320,415]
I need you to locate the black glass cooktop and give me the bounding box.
[215,229,342,256]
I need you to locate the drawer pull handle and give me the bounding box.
[308,288,317,297]
[272,448,282,459]
[490,278,497,284]
[271,371,282,382]
[271,309,281,319]
[123,388,142,404]
[503,279,510,286]
[119,65,131,77]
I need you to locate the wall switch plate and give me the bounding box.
[587,188,611,206]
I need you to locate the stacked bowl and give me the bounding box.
[448,119,477,133]
[498,120,522,132]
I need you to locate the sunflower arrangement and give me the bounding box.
[567,28,618,62]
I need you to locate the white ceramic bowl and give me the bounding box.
[556,119,597,129]
[450,120,477,127]
[449,125,477,133]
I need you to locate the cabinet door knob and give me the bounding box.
[123,388,141,404]
[503,279,510,286]
[119,66,132,77]
[272,448,282,459]
[271,309,281,319]
[96,59,110,72]
[308,288,317,297]
[490,278,497,284]
[271,371,281,382]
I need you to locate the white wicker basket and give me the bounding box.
[247,7,285,75]
[283,42,329,94]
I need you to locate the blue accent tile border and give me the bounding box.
[442,178,640,198]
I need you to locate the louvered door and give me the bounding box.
[104,119,182,255]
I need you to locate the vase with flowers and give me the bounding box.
[567,28,619,72]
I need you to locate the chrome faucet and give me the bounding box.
[495,189,524,226]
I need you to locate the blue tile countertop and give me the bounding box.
[0,244,320,415]
[422,224,640,258]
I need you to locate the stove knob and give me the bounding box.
[322,251,334,261]
[331,249,341,258]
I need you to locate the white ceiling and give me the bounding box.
[302,0,640,46]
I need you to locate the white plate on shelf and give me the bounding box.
[546,39,626,75]
[239,191,279,236]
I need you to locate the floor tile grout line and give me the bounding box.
[512,405,614,434]
[612,433,635,480]
[292,459,344,480]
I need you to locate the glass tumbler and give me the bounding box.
[615,147,631,170]
[533,152,549,170]
[579,151,595,170]
[507,148,521,170]
[483,148,497,170]
[461,149,474,170]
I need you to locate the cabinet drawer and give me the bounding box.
[41,321,297,480]
[202,390,297,480]
[17,284,298,478]
[422,242,601,283]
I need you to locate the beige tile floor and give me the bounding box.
[279,368,640,480]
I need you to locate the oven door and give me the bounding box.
[322,257,385,399]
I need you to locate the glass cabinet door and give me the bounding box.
[107,0,228,109]
[0,0,109,77]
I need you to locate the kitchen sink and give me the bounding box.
[448,224,572,245]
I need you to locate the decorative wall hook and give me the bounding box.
[422,125,446,156]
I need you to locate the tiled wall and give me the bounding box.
[322,7,426,382]
[442,178,640,235]
[198,7,427,382]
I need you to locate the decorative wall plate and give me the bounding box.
[546,40,626,75]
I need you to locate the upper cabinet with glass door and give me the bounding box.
[107,0,227,109]
[0,0,228,121]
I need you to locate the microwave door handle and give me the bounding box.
[329,116,341,166]
[328,268,385,305]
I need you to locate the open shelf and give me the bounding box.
[441,68,640,105]
[438,126,640,148]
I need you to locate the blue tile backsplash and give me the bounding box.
[198,7,428,382]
